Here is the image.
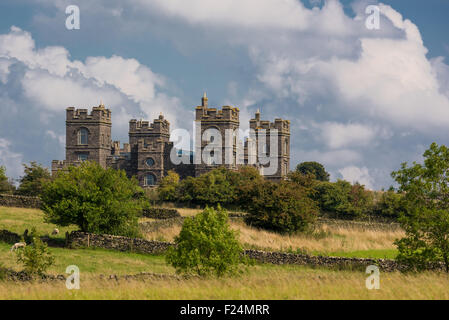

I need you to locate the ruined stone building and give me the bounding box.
[52,94,290,187]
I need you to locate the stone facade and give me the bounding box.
[52,94,291,187]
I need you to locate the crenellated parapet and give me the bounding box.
[66,104,111,123]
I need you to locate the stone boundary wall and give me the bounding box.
[0,194,41,209]
[316,218,401,231]
[142,208,181,219]
[67,231,175,254]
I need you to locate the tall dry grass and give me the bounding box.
[141,218,404,255]
[2,266,448,300]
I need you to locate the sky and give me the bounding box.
[0,0,448,189]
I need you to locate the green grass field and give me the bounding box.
[1,205,447,300]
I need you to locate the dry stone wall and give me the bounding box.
[0,194,41,209]
[67,231,175,254]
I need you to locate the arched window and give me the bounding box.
[145,174,156,186]
[78,128,88,145]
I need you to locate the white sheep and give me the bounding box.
[52,228,59,235]
[10,242,26,252]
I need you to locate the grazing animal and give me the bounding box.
[52,228,59,235]
[10,242,26,252]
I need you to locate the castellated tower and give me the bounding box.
[248,109,290,181]
[65,103,112,168]
[128,114,171,186]
[194,93,240,177]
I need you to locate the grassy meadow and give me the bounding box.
[2,205,448,300]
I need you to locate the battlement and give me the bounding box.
[66,104,111,123]
[129,114,170,134]
[250,110,290,133]
[195,105,239,122]
[112,141,130,155]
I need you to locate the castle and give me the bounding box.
[52,94,291,187]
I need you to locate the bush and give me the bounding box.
[142,207,181,219]
[16,162,51,197]
[166,206,245,277]
[41,161,146,237]
[244,178,318,234]
[15,229,54,275]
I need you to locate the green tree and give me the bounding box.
[244,177,318,234]
[313,180,373,219]
[166,206,245,277]
[16,162,51,196]
[177,167,239,206]
[374,190,404,219]
[392,143,449,272]
[41,161,145,237]
[296,161,330,182]
[0,166,15,194]
[158,170,180,202]
[15,229,54,276]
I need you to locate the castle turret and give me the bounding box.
[65,103,112,168]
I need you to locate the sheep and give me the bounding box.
[10,242,26,252]
[52,228,59,235]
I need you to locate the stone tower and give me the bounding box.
[249,109,290,181]
[128,114,171,186]
[65,103,112,168]
[194,93,240,176]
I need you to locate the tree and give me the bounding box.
[0,166,15,194]
[313,180,373,219]
[296,161,330,182]
[158,170,180,202]
[41,161,146,237]
[166,206,245,277]
[392,143,449,272]
[244,177,318,234]
[177,167,239,206]
[374,190,403,220]
[16,162,51,197]
[15,228,54,276]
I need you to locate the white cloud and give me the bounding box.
[339,165,374,189]
[320,122,389,149]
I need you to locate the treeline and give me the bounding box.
[157,164,404,228]
[0,162,51,197]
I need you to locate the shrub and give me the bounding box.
[244,179,318,234]
[15,229,54,275]
[166,206,245,277]
[41,161,146,237]
[16,162,51,197]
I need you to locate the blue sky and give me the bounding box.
[0,0,448,189]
